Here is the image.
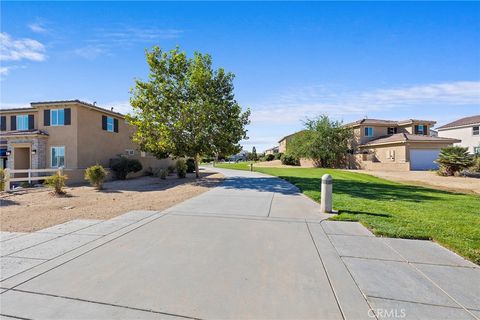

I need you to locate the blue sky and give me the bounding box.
[1,1,479,152]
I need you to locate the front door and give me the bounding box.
[13,147,30,177]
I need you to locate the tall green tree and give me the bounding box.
[128,46,250,177]
[288,115,353,168]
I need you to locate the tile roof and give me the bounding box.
[30,99,125,118]
[344,118,436,127]
[360,133,460,147]
[437,115,480,130]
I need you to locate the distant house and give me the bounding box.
[228,150,249,162]
[437,115,480,155]
[345,118,460,171]
[278,131,305,153]
[0,100,173,182]
[264,146,279,155]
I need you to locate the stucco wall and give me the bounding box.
[36,105,79,169]
[76,106,137,168]
[438,126,480,154]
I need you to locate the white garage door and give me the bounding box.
[410,149,440,170]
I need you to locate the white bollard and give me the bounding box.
[320,174,334,214]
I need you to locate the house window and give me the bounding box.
[16,115,29,130]
[474,147,480,155]
[473,126,479,136]
[51,109,65,126]
[107,117,114,132]
[51,146,65,168]
[416,124,425,135]
[364,127,374,137]
[387,127,397,135]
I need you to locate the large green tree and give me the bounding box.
[287,115,353,168]
[128,47,250,177]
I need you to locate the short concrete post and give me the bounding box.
[250,163,253,172]
[320,174,333,213]
[4,169,10,191]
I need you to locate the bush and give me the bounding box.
[110,157,143,180]
[201,157,214,163]
[167,165,176,175]
[157,168,168,180]
[436,146,474,176]
[0,168,5,191]
[265,154,275,161]
[186,158,195,173]
[176,159,187,178]
[44,170,68,195]
[469,156,480,173]
[85,165,108,189]
[274,152,283,160]
[281,154,300,166]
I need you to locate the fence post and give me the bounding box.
[4,169,10,191]
[28,169,31,184]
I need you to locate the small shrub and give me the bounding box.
[20,181,34,188]
[201,157,214,163]
[281,154,300,166]
[167,165,176,175]
[186,158,195,173]
[44,170,68,195]
[176,159,187,178]
[436,146,474,176]
[265,154,275,161]
[274,153,283,160]
[85,165,108,189]
[0,168,5,191]
[110,157,143,180]
[157,168,168,180]
[469,156,480,173]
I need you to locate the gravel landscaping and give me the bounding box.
[0,171,223,232]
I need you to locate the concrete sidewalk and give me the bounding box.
[1,168,478,319]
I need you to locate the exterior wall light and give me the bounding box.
[31,149,37,155]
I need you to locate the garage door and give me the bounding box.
[410,149,440,170]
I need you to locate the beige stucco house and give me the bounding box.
[346,119,460,171]
[437,115,480,155]
[264,146,279,155]
[0,100,172,182]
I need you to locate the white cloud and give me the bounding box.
[0,66,11,76]
[28,22,47,33]
[72,45,108,59]
[0,32,46,62]
[250,81,480,124]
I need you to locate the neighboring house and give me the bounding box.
[229,150,249,162]
[0,100,172,182]
[264,146,279,155]
[436,115,480,155]
[345,119,460,171]
[278,131,305,153]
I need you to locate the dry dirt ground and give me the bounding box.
[354,170,480,195]
[0,172,223,232]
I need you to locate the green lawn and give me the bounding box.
[215,163,480,264]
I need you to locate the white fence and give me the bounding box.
[2,168,63,191]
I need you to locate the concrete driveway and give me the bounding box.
[1,168,479,319]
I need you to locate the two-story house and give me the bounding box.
[346,118,460,171]
[0,100,172,182]
[437,115,480,155]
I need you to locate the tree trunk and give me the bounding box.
[195,154,200,178]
